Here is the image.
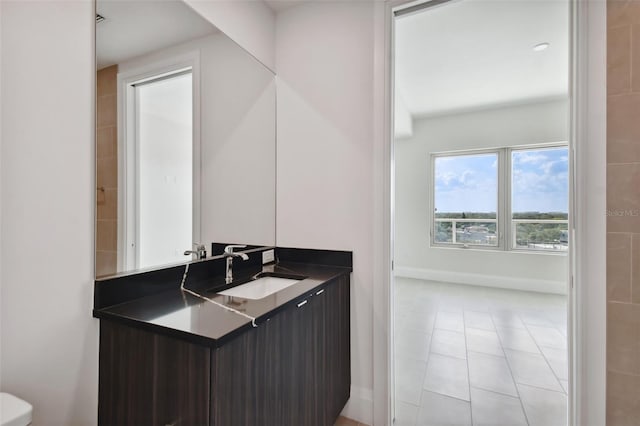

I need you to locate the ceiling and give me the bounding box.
[395,0,569,119]
[96,0,218,69]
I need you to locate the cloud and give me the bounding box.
[434,148,569,213]
[435,155,498,212]
[514,152,547,165]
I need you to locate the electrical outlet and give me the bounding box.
[262,249,275,264]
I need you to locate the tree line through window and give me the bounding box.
[433,145,569,251]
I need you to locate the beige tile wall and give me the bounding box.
[96,65,118,277]
[607,1,640,423]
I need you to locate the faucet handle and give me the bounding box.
[224,244,247,255]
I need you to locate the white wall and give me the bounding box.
[0,1,97,425]
[118,32,276,250]
[0,0,3,390]
[275,2,376,423]
[395,99,569,294]
[184,0,276,72]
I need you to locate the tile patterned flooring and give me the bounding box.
[394,278,568,426]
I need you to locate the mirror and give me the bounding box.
[95,0,276,278]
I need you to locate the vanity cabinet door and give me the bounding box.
[288,290,326,426]
[98,320,211,426]
[211,274,350,426]
[323,274,351,422]
[211,290,324,426]
[279,274,351,425]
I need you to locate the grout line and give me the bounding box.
[392,398,421,409]
[491,310,531,426]
[421,389,471,405]
[514,381,568,396]
[608,231,640,234]
[605,90,640,98]
[606,161,640,166]
[470,384,523,400]
[520,318,568,394]
[462,310,474,426]
[607,300,640,306]
[606,368,640,378]
[466,348,506,358]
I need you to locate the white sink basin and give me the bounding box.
[218,276,302,300]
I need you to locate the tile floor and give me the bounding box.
[394,278,568,426]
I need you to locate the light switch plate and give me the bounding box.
[262,249,275,264]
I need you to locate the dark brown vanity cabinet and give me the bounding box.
[98,274,351,426]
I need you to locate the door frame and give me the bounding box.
[372,0,606,425]
[116,52,202,271]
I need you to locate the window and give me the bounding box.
[511,147,569,251]
[121,64,199,272]
[433,152,500,247]
[432,145,568,252]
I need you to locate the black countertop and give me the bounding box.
[93,251,352,348]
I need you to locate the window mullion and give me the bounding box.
[504,147,511,251]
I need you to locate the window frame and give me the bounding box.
[507,143,570,253]
[430,142,569,253]
[430,148,506,251]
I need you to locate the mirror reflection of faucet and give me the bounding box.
[224,245,249,284]
[223,295,247,311]
[184,243,207,260]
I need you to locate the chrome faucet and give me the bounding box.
[224,245,249,284]
[184,243,207,260]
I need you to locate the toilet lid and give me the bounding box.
[0,393,32,426]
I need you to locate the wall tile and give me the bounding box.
[608,0,629,28]
[607,138,640,164]
[95,250,117,277]
[607,302,640,374]
[608,1,640,422]
[97,156,118,190]
[607,164,640,233]
[607,94,640,144]
[97,94,117,128]
[608,0,640,28]
[607,370,640,426]
[97,65,118,97]
[633,234,640,303]
[609,25,631,95]
[97,127,116,159]
[96,64,118,277]
[97,189,117,221]
[607,233,632,302]
[632,25,640,92]
[96,220,117,252]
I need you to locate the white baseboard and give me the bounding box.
[395,266,567,295]
[340,385,373,425]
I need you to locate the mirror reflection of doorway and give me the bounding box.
[125,69,195,270]
[392,0,571,424]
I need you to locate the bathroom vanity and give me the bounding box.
[93,2,350,424]
[93,248,352,426]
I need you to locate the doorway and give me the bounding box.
[391,1,571,424]
[120,66,198,271]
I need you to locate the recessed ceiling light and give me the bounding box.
[533,42,550,52]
